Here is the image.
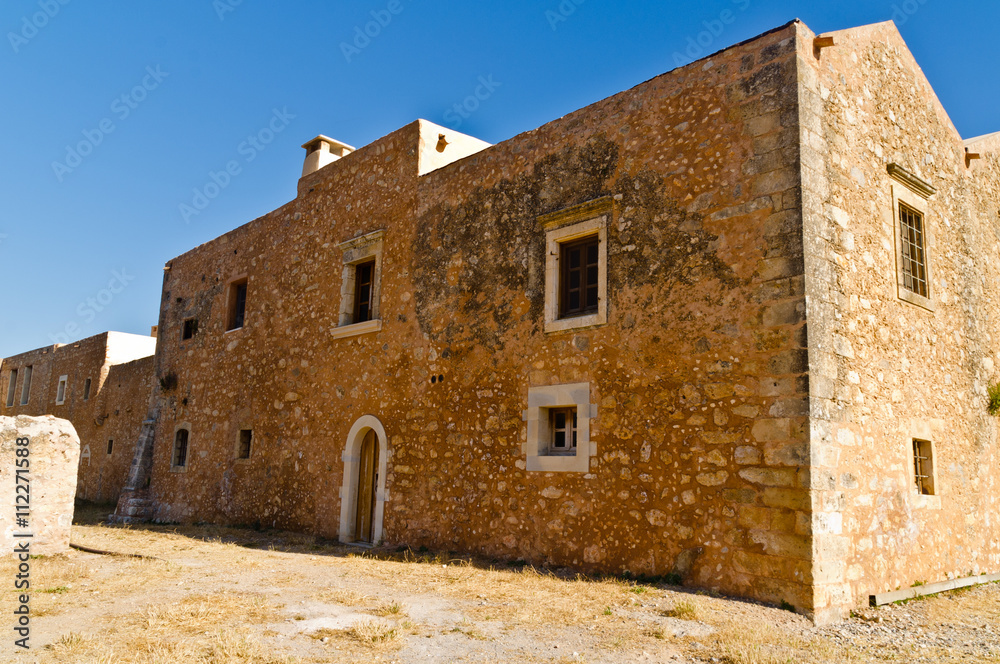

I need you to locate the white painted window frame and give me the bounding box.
[55,375,68,405]
[523,382,597,473]
[332,230,385,340]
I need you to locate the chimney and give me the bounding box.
[301,135,355,177]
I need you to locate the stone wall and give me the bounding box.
[798,21,1000,622]
[0,332,155,504]
[0,416,80,555]
[147,21,819,614]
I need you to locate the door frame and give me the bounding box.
[339,415,389,544]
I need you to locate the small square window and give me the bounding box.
[226,279,248,331]
[55,375,68,405]
[173,429,189,468]
[912,439,935,496]
[6,369,18,408]
[182,318,199,340]
[83,378,92,401]
[19,366,32,406]
[549,407,578,454]
[107,439,114,456]
[237,429,253,460]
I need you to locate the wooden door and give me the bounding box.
[354,429,379,543]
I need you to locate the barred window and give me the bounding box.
[173,429,189,468]
[899,203,929,298]
[912,439,934,496]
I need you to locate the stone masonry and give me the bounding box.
[3,18,996,624]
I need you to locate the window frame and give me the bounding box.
[522,382,597,473]
[83,377,92,401]
[6,369,18,408]
[107,439,114,456]
[540,198,611,334]
[225,276,249,332]
[171,425,191,471]
[888,166,935,312]
[332,230,384,339]
[19,366,32,406]
[904,420,941,509]
[55,375,68,405]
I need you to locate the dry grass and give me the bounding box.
[663,598,700,620]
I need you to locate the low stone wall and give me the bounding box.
[0,416,80,555]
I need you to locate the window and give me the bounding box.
[912,439,935,496]
[560,236,600,318]
[172,428,189,469]
[237,429,253,460]
[332,230,384,339]
[549,407,578,454]
[226,278,248,331]
[353,260,376,323]
[107,439,114,455]
[83,378,91,401]
[55,375,68,405]
[888,164,935,311]
[540,198,610,333]
[6,369,17,408]
[898,203,928,298]
[523,382,597,473]
[19,366,32,406]
[182,318,199,340]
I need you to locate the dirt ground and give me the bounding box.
[1,504,998,663]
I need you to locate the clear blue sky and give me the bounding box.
[1,0,996,358]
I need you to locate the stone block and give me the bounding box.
[1,416,80,556]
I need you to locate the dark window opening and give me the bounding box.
[913,439,934,495]
[173,429,189,468]
[559,236,600,319]
[899,203,929,298]
[6,369,18,408]
[182,318,199,340]
[353,260,375,323]
[83,378,92,401]
[237,429,252,459]
[107,439,114,455]
[549,407,578,455]
[227,280,248,331]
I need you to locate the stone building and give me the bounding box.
[0,331,156,503]
[0,17,990,624]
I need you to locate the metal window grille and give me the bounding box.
[899,203,929,297]
[913,439,932,495]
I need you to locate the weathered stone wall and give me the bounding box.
[798,21,1000,622]
[0,416,80,555]
[0,333,155,504]
[147,22,818,614]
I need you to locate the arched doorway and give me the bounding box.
[339,416,389,544]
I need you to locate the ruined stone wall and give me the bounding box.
[148,22,819,614]
[0,416,80,555]
[798,21,1000,622]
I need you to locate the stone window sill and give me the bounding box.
[331,319,382,339]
